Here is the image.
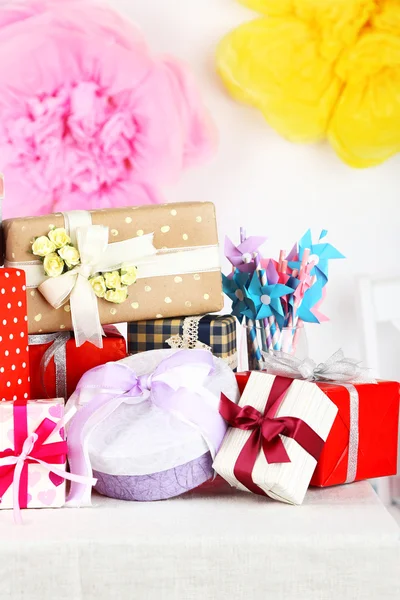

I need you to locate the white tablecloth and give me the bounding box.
[1,480,399,600]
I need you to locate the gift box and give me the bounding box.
[0,269,30,401]
[0,398,67,513]
[3,202,223,342]
[214,371,338,504]
[235,371,400,487]
[28,325,127,400]
[128,314,237,369]
[66,349,239,505]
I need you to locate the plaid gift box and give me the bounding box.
[128,315,237,369]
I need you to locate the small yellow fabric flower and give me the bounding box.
[32,235,56,257]
[90,275,107,298]
[43,252,64,277]
[104,271,122,290]
[120,266,137,286]
[48,227,71,249]
[218,0,400,167]
[105,287,128,304]
[58,245,80,268]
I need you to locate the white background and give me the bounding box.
[116,0,400,376]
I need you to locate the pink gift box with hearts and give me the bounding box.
[0,398,66,511]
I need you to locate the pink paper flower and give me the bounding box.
[0,0,216,218]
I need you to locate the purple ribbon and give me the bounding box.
[66,349,228,506]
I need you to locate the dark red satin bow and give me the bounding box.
[219,376,325,496]
[0,400,67,509]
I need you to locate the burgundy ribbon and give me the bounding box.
[219,376,325,496]
[0,400,67,509]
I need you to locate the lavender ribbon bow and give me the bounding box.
[66,349,228,506]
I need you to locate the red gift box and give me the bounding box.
[0,269,30,401]
[235,372,400,486]
[29,325,127,399]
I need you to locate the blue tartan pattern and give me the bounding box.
[127,315,236,362]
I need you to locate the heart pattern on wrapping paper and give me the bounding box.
[49,404,63,419]
[27,494,32,504]
[38,489,56,506]
[29,471,42,487]
[49,471,64,487]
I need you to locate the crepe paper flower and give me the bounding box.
[244,271,294,321]
[218,0,400,168]
[225,235,267,273]
[222,271,249,322]
[0,0,216,218]
[288,230,345,286]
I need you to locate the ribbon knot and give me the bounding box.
[77,263,92,279]
[18,433,38,463]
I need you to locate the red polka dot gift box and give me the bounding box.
[0,269,30,402]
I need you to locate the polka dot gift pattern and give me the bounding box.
[0,269,30,402]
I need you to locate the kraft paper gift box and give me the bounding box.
[28,325,127,400]
[235,372,400,487]
[128,314,237,369]
[65,348,239,505]
[214,371,338,504]
[0,268,30,402]
[0,398,67,513]
[3,202,223,343]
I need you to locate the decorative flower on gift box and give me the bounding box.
[0,0,216,218]
[218,0,400,168]
[31,228,137,303]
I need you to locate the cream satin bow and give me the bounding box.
[38,226,157,348]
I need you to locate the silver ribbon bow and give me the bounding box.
[28,332,71,399]
[261,349,376,484]
[261,349,376,384]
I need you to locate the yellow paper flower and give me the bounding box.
[218,0,400,167]
[43,252,64,277]
[104,287,128,304]
[104,270,122,290]
[58,245,80,268]
[48,227,71,249]
[32,235,56,257]
[90,275,107,298]
[120,265,137,286]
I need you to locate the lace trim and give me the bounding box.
[166,316,211,351]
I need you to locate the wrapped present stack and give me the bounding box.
[0,192,398,521]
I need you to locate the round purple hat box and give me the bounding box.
[93,453,213,502]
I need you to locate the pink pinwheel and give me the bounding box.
[225,235,267,273]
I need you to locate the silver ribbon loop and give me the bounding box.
[261,348,377,384]
[261,349,376,483]
[29,332,71,399]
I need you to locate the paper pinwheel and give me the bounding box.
[244,271,293,323]
[222,271,249,322]
[225,235,267,273]
[288,230,344,285]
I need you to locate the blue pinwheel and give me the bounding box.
[222,271,249,323]
[243,271,294,324]
[288,230,344,285]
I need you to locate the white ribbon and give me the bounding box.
[37,225,158,348]
[261,349,377,483]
